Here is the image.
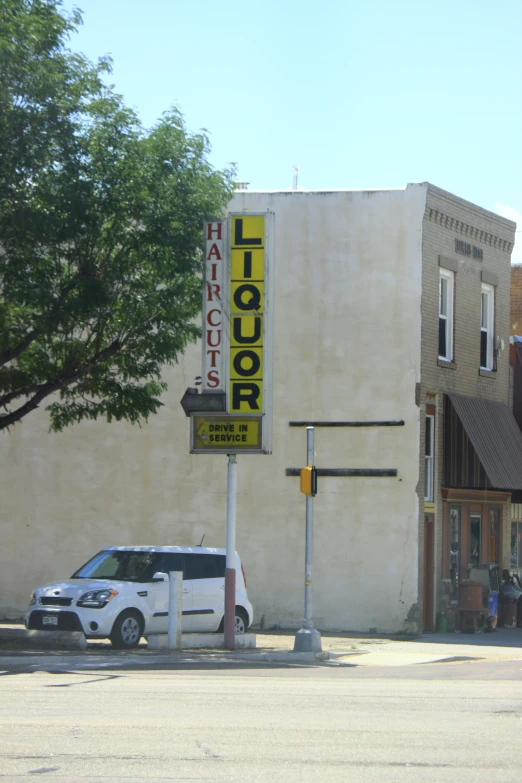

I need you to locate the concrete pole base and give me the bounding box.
[293,627,322,652]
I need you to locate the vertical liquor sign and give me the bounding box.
[202,220,225,391]
[228,212,273,454]
[195,212,273,454]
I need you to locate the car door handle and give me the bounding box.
[183,589,190,594]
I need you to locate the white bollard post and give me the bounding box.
[168,571,183,650]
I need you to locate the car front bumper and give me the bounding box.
[25,607,116,637]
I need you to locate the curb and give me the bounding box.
[147,632,257,650]
[0,630,362,662]
[0,628,87,651]
[0,649,366,671]
[227,649,367,664]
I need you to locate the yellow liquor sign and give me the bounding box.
[191,415,263,453]
[229,215,265,414]
[196,211,272,454]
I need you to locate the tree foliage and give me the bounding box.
[0,0,234,432]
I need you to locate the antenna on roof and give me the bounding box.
[198,534,205,547]
[292,166,300,191]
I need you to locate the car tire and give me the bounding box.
[110,610,143,649]
[235,608,248,634]
[218,607,248,634]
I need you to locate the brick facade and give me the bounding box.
[418,184,516,629]
[510,265,522,334]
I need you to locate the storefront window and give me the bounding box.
[511,522,522,569]
[488,508,500,564]
[449,506,460,602]
[469,515,481,564]
[424,415,434,502]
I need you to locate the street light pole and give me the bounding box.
[294,426,322,652]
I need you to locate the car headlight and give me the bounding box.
[29,592,36,606]
[76,589,118,608]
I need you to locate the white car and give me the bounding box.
[25,546,253,649]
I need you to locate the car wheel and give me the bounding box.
[218,607,249,634]
[110,610,143,649]
[235,608,248,634]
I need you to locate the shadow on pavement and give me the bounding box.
[295,626,522,648]
[409,626,522,648]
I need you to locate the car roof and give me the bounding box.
[104,546,230,556]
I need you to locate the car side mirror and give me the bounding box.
[151,571,168,582]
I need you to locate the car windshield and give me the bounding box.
[71,550,160,582]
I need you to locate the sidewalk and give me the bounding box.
[254,627,522,666]
[1,622,521,667]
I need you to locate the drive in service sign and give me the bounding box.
[191,415,262,453]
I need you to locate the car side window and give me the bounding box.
[153,553,184,576]
[184,554,225,580]
[123,552,157,582]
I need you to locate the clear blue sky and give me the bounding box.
[63,0,522,253]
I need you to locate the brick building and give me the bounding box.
[508,267,522,578]
[418,187,520,630]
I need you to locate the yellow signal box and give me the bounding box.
[300,466,318,497]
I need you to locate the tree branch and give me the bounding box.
[0,328,42,368]
[0,338,122,431]
[0,279,79,368]
[0,385,39,408]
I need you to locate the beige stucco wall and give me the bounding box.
[1,187,426,632]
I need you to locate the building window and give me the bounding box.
[488,508,500,564]
[449,506,461,602]
[439,269,454,361]
[469,514,481,564]
[480,283,494,370]
[511,521,522,569]
[424,414,434,502]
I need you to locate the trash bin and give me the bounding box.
[466,564,499,631]
[458,580,485,633]
[499,596,517,627]
[458,580,483,611]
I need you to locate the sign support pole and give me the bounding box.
[167,571,183,651]
[294,427,322,652]
[224,453,237,650]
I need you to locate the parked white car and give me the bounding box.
[25,546,253,649]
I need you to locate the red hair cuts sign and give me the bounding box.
[202,220,225,391]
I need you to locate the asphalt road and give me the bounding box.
[0,659,521,782]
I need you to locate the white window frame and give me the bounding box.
[439,269,454,362]
[480,283,494,371]
[424,414,434,502]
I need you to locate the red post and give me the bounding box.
[224,567,236,650]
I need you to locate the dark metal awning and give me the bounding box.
[448,393,522,490]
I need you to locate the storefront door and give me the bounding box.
[442,495,506,608]
[423,514,434,630]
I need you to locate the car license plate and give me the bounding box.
[42,615,58,626]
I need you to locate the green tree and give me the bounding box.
[0,0,234,432]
